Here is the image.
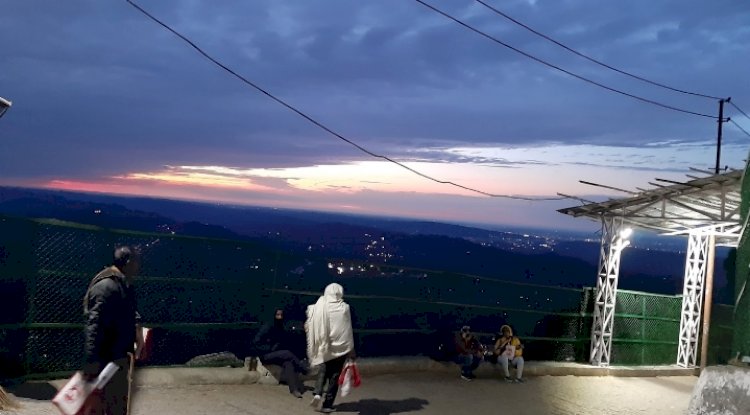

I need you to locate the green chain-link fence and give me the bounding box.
[0,216,290,377]
[610,290,682,365]
[0,215,735,379]
[708,303,735,365]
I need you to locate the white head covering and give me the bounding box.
[306,283,354,365]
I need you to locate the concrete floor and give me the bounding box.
[5,372,696,415]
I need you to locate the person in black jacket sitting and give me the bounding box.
[454,325,483,381]
[254,309,307,398]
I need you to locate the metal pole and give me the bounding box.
[700,234,716,369]
[715,99,726,174]
[641,295,646,365]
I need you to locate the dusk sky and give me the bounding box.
[1,0,749,231]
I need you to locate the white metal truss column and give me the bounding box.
[590,217,629,367]
[676,230,710,368]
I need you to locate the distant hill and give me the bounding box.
[0,187,244,240]
[0,186,733,299]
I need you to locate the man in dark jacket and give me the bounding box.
[83,246,144,415]
[254,309,306,398]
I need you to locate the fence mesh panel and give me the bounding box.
[0,216,735,377]
[611,292,682,365]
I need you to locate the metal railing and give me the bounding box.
[0,215,734,378]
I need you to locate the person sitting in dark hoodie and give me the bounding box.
[253,309,307,398]
[455,325,483,381]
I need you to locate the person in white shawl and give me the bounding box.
[305,283,355,412]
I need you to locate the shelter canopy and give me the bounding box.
[558,169,743,246]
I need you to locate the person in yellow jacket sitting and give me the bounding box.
[494,325,525,383]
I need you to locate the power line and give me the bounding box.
[727,100,750,138]
[125,0,564,202]
[414,0,718,119]
[729,101,750,121]
[730,119,750,140]
[475,0,723,101]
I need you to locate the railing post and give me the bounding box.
[641,295,646,365]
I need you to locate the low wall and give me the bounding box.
[123,357,696,387]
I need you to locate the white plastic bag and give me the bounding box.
[338,360,361,397]
[52,362,119,415]
[339,365,353,397]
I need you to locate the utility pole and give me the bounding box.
[700,234,716,370]
[701,97,730,369]
[715,97,730,174]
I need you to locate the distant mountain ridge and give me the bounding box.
[0,187,577,247]
[0,186,733,300]
[0,187,243,240]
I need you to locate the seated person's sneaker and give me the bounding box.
[310,394,321,407]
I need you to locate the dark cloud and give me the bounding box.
[0,0,748,180]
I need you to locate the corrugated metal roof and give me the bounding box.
[558,169,743,246]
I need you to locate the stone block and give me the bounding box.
[687,365,750,415]
[255,361,279,385]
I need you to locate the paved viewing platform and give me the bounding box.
[4,357,698,415]
[127,357,698,386]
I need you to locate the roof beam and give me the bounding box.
[558,170,743,246]
[579,180,639,195]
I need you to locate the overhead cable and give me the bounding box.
[729,101,750,122]
[125,0,564,201]
[414,0,718,119]
[474,0,723,101]
[730,119,750,140]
